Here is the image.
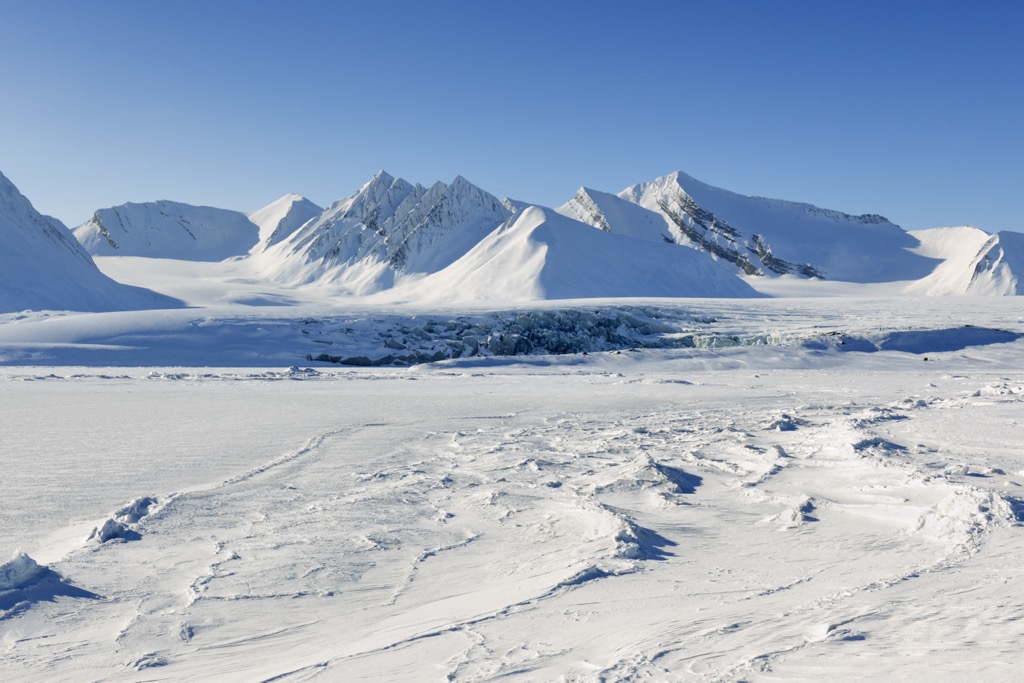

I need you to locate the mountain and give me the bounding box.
[255,171,513,294]
[74,201,260,261]
[907,227,1023,295]
[558,187,676,245]
[381,206,760,303]
[608,171,940,283]
[247,194,322,250]
[44,167,1024,301]
[0,171,175,313]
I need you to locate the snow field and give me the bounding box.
[2,332,1024,680]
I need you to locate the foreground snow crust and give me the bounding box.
[2,299,1024,681]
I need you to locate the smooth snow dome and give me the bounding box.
[74,200,260,261]
[0,171,174,313]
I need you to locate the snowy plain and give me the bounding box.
[1,244,1024,681]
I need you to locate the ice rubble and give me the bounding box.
[0,551,46,591]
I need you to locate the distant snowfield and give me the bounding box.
[2,263,1024,681]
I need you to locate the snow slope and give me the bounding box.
[247,194,322,251]
[617,171,941,283]
[0,171,175,313]
[383,206,759,304]
[557,187,676,244]
[907,227,1024,295]
[965,231,1024,295]
[74,201,260,261]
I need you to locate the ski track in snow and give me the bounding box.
[2,341,1024,680]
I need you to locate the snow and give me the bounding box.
[50,168,1023,301]
[253,172,515,294]
[2,307,1024,679]
[381,206,760,304]
[246,194,322,250]
[0,552,45,591]
[621,171,941,283]
[74,200,261,261]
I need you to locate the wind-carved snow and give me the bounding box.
[4,351,1024,679]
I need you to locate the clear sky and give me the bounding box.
[1,0,1021,232]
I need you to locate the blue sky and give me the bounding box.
[1,0,1021,232]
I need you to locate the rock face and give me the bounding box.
[0,171,174,312]
[74,201,260,261]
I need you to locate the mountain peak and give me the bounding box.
[0,170,174,312]
[248,194,323,250]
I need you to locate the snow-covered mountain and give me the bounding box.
[606,171,941,283]
[254,171,513,294]
[0,171,174,313]
[907,226,1023,295]
[74,201,260,261]
[383,205,760,303]
[247,194,322,250]
[37,166,1024,303]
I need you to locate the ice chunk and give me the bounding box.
[0,551,46,590]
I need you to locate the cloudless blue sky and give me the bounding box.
[1,0,1021,232]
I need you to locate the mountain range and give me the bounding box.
[1,167,1020,312]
